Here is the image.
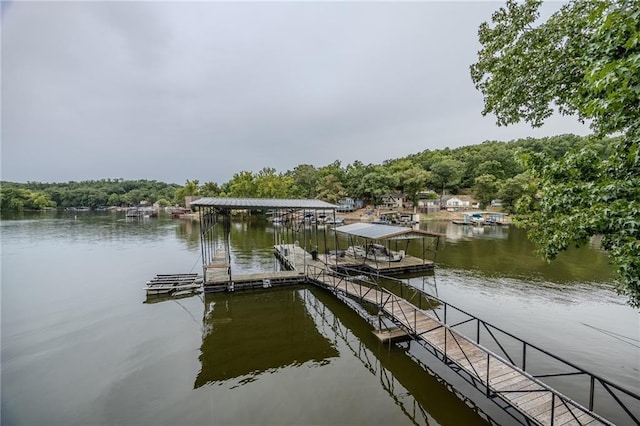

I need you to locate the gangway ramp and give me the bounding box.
[307,267,612,426]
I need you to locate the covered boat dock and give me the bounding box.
[328,222,440,275]
[190,197,340,292]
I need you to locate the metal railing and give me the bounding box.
[304,264,640,425]
[417,291,640,426]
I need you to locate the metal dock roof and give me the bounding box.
[334,222,440,240]
[190,197,338,210]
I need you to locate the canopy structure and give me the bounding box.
[190,197,337,211]
[190,197,339,283]
[334,222,441,240]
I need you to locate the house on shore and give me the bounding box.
[440,195,479,211]
[381,193,406,210]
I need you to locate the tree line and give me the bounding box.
[1,133,603,214]
[0,179,180,211]
[176,133,607,213]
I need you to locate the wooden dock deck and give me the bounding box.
[307,273,610,426]
[203,246,304,292]
[203,270,305,292]
[202,243,432,294]
[145,273,203,296]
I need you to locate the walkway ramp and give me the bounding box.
[308,270,610,426]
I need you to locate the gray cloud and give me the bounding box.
[1,1,588,184]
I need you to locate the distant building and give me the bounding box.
[337,197,355,212]
[185,196,202,210]
[441,195,479,211]
[417,191,440,214]
[381,192,406,210]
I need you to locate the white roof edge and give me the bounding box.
[190,197,338,210]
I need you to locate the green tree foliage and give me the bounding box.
[1,179,179,210]
[0,186,55,211]
[174,179,200,205]
[471,0,640,306]
[499,173,532,213]
[429,157,465,197]
[288,164,320,198]
[200,182,221,197]
[315,175,346,203]
[398,166,431,209]
[254,167,293,198]
[473,174,499,209]
[226,172,257,198]
[359,166,393,206]
[344,161,374,200]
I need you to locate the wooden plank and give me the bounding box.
[490,370,523,387]
[517,393,554,415]
[528,396,567,421]
[510,384,549,404]
[451,352,488,377]
[488,364,522,383]
[554,407,593,425]
[493,376,533,393]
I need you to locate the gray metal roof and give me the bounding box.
[190,197,338,210]
[334,222,439,240]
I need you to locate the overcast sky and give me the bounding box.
[1,1,588,185]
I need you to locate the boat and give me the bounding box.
[452,211,507,226]
[126,208,143,218]
[346,243,404,262]
[324,216,345,225]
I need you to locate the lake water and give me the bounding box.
[1,212,638,425]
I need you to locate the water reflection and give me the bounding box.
[438,222,510,241]
[195,287,339,388]
[303,288,490,425]
[422,222,614,284]
[0,211,182,246]
[195,286,489,425]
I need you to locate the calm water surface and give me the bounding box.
[1,212,638,425]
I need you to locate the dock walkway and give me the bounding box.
[203,246,304,292]
[307,269,610,426]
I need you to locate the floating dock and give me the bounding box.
[371,327,412,343]
[145,274,203,296]
[204,270,305,293]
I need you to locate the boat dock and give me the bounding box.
[274,243,434,275]
[184,197,638,426]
